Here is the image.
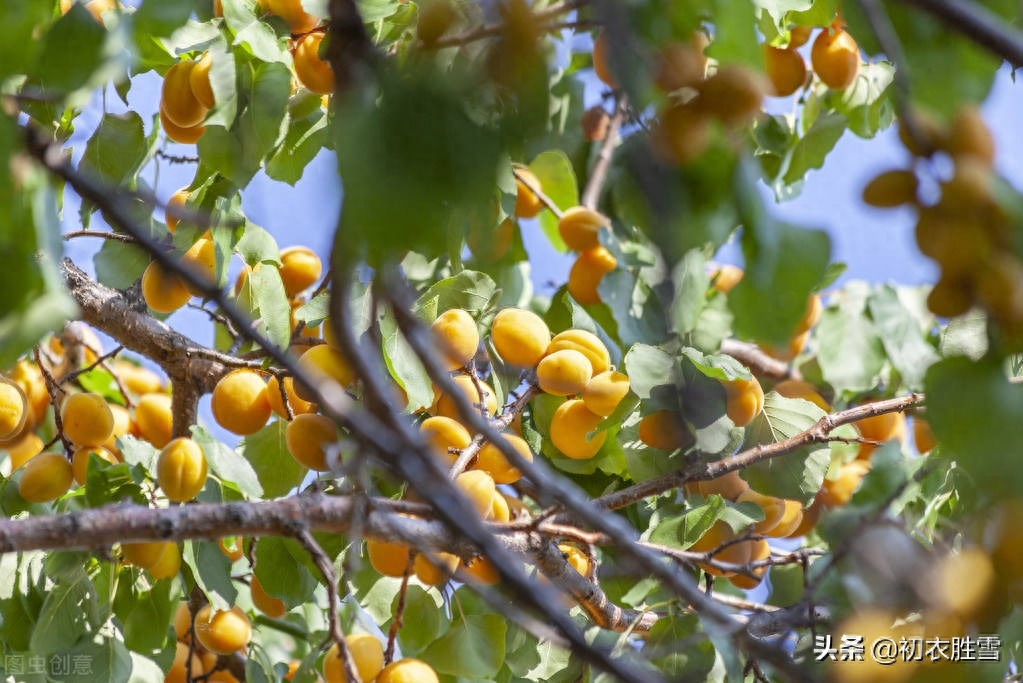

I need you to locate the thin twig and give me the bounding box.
[580,95,627,210]
[512,167,565,220]
[384,552,417,664]
[63,230,138,243]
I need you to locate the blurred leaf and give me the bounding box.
[30,7,112,101]
[80,113,149,188]
[223,1,289,64]
[821,62,895,139]
[644,614,716,679]
[527,151,578,252]
[85,461,148,507]
[816,287,887,392]
[240,420,306,498]
[415,270,498,320]
[939,310,988,360]
[781,111,847,189]
[623,344,676,400]
[30,573,97,654]
[670,250,709,336]
[867,285,940,390]
[134,0,201,37]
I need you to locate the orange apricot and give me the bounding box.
[251,575,287,618]
[4,432,44,471]
[190,52,215,109]
[913,416,937,454]
[693,471,749,500]
[638,410,692,451]
[148,542,181,580]
[431,375,498,420]
[591,30,616,88]
[581,370,630,417]
[537,349,593,396]
[267,375,317,418]
[513,168,544,218]
[550,399,605,459]
[474,433,532,484]
[278,246,323,297]
[0,380,27,441]
[710,264,744,294]
[546,329,610,376]
[559,543,591,576]
[455,470,498,517]
[773,379,830,411]
[811,27,860,89]
[764,45,807,97]
[460,556,500,585]
[432,308,479,371]
[567,246,617,306]
[266,0,320,33]
[142,260,192,314]
[160,105,206,144]
[71,446,118,485]
[490,307,551,368]
[285,412,338,471]
[946,106,995,167]
[696,65,767,126]
[412,552,460,586]
[420,415,472,467]
[194,605,252,655]
[558,206,609,252]
[788,25,812,48]
[293,33,334,95]
[218,536,244,562]
[294,344,356,402]
[367,538,413,577]
[162,61,208,129]
[181,237,218,295]
[134,392,174,448]
[165,187,190,233]
[727,538,770,589]
[689,520,754,577]
[377,659,440,683]
[723,375,764,427]
[819,460,871,508]
[651,102,710,166]
[736,488,787,534]
[61,392,114,447]
[653,40,707,92]
[212,369,272,436]
[862,169,919,208]
[323,634,384,683]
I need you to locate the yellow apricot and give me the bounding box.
[638,410,692,451]
[546,329,610,376]
[693,471,749,500]
[267,375,317,418]
[61,392,114,447]
[490,492,511,522]
[251,576,287,618]
[773,379,830,411]
[219,536,244,562]
[764,45,807,97]
[468,216,515,262]
[927,548,997,621]
[432,308,479,371]
[558,207,609,252]
[558,543,591,576]
[18,453,73,503]
[121,540,167,568]
[854,409,905,442]
[323,634,384,683]
[737,488,787,534]
[926,275,972,319]
[212,369,272,436]
[157,437,208,502]
[490,307,551,368]
[727,538,770,589]
[0,380,27,440]
[166,642,207,683]
[285,412,338,471]
[367,538,413,577]
[762,330,808,362]
[134,392,174,448]
[819,460,871,508]
[142,260,192,314]
[455,470,498,517]
[651,102,710,166]
[710,264,744,294]
[796,293,823,333]
[946,106,994,167]
[696,65,767,126]
[266,0,320,33]
[689,520,754,577]
[71,446,119,485]
[190,52,215,110]
[913,416,937,454]
[420,415,472,467]
[550,399,605,459]
[788,25,812,48]
[811,27,860,90]
[295,344,356,402]
[277,246,323,297]
[654,40,707,92]
[514,168,544,219]
[4,432,44,471]
[162,61,208,129]
[82,0,117,24]
[460,556,500,585]
[112,361,164,396]
[567,246,617,306]
[377,659,440,683]
[723,375,764,427]
[194,605,251,655]
[412,552,460,586]
[581,370,630,417]
[536,349,592,396]
[591,30,616,88]
[173,601,193,640]
[160,105,206,144]
[293,33,334,95]
[181,237,218,296]
[431,375,498,420]
[7,361,49,432]
[786,497,822,538]
[862,169,919,208]
[581,105,611,141]
[148,542,181,580]
[474,433,532,484]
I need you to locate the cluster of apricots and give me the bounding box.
[865,107,1020,335]
[559,207,619,307]
[763,19,862,98]
[160,52,215,144]
[247,0,335,94]
[166,602,251,683]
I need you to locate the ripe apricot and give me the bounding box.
[212,369,272,436]
[513,168,544,219]
[692,471,748,500]
[251,575,287,618]
[142,260,192,314]
[811,27,860,89]
[285,413,338,471]
[323,634,384,683]
[5,432,44,470]
[975,252,1023,321]
[157,437,208,502]
[773,379,830,411]
[819,460,870,508]
[377,659,440,683]
[460,555,500,585]
[367,538,413,577]
[267,375,317,418]
[637,410,691,451]
[474,433,532,484]
[581,370,630,417]
[550,399,605,459]
[420,415,472,467]
[71,446,118,485]
[266,0,320,33]
[786,497,822,538]
[148,542,181,579]
[928,548,997,621]
[591,29,616,88]
[926,275,972,318]
[278,246,323,297]
[764,45,807,97]
[162,61,208,128]
[862,169,919,208]
[173,601,193,640]
[134,392,173,448]
[490,492,511,522]
[767,499,805,538]
[8,361,49,432]
[112,361,164,395]
[558,207,609,252]
[914,210,991,278]
[788,25,812,48]
[455,470,498,517]
[727,537,770,589]
[568,246,616,306]
[194,605,251,655]
[219,536,244,562]
[468,216,515,262]
[121,540,168,568]
[854,409,904,443]
[490,307,551,368]
[181,237,218,295]
[580,106,610,141]
[696,65,767,126]
[412,552,460,586]
[736,488,787,534]
[164,187,190,234]
[190,52,215,109]
[710,264,744,294]
[432,308,479,371]
[689,520,754,577]
[160,104,206,144]
[61,392,114,447]
[946,106,994,166]
[431,375,497,420]
[537,349,593,396]
[293,33,334,95]
[547,329,610,376]
[0,380,27,440]
[558,543,591,576]
[18,453,73,503]
[654,40,707,92]
[651,102,710,166]
[295,344,356,402]
[167,642,207,683]
[913,416,937,454]
[796,293,823,333]
[723,375,764,427]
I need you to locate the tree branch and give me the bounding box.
[897,0,1023,68]
[580,94,627,210]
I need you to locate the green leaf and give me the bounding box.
[266,106,330,185]
[822,61,895,139]
[939,310,988,360]
[134,0,200,37]
[527,151,579,252]
[254,537,319,608]
[56,634,133,683]
[224,1,290,64]
[415,271,498,320]
[781,111,847,189]
[395,586,446,656]
[118,435,160,471]
[85,461,148,507]
[815,286,887,392]
[80,113,148,188]
[30,573,98,655]
[670,250,709,336]
[242,60,291,162]
[680,348,749,382]
[249,263,292,351]
[648,497,722,550]
[240,420,306,498]
[184,540,237,609]
[867,285,940,390]
[191,425,263,498]
[122,580,175,652]
[623,344,676,400]
[30,7,111,100]
[421,614,507,679]
[379,309,434,413]
[236,223,281,266]
[644,614,716,679]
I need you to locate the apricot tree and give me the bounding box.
[1,0,1023,682]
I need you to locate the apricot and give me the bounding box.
[710,264,744,294]
[558,207,609,252]
[926,275,972,318]
[692,470,748,500]
[811,27,860,89]
[455,470,498,517]
[274,248,321,298]
[294,344,356,402]
[796,293,823,333]
[913,416,937,454]
[862,169,919,208]
[580,105,610,141]
[468,216,515,262]
[4,432,44,471]
[250,575,287,618]
[568,246,617,306]
[134,392,174,448]
[550,399,605,459]
[689,520,754,577]
[696,65,767,126]
[266,0,320,33]
[18,453,73,503]
[8,361,49,431]
[764,45,807,97]
[162,61,208,129]
[766,499,804,538]
[736,488,787,534]
[431,375,497,420]
[490,307,551,368]
[190,52,215,109]
[460,555,500,585]
[293,33,334,95]
[513,168,544,219]
[160,104,206,144]
[112,361,164,396]
[637,409,691,451]
[163,188,191,234]
[727,537,770,589]
[651,102,709,166]
[267,375,317,418]
[773,379,830,411]
[547,329,610,376]
[474,433,532,484]
[558,543,591,576]
[157,437,208,502]
[218,536,244,562]
[71,446,119,485]
[367,538,412,577]
[377,659,440,683]
[946,106,994,166]
[323,634,384,683]
[432,308,479,371]
[654,40,707,92]
[148,542,181,580]
[181,237,218,295]
[786,497,822,538]
[975,252,1023,321]
[61,392,114,447]
[854,409,903,443]
[788,25,812,48]
[819,460,870,508]
[914,210,991,278]
[173,601,193,640]
[120,540,168,568]
[0,380,27,440]
[723,375,764,427]
[166,642,207,683]
[420,415,472,467]
[142,260,192,314]
[194,605,251,655]
[928,548,997,620]
[537,349,593,396]
[490,492,510,522]
[285,412,338,471]
[212,369,272,436]
[581,370,630,418]
[412,552,460,586]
